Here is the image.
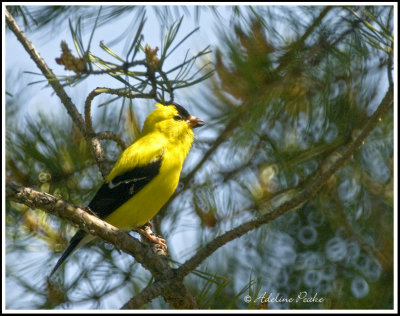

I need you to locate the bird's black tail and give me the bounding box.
[49,229,87,278]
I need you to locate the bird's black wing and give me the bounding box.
[49,155,163,277]
[88,156,162,219]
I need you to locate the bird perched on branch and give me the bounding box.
[50,103,205,277]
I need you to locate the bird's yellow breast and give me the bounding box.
[103,146,185,229]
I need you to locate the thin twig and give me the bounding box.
[83,86,158,176]
[84,89,98,135]
[97,131,127,150]
[87,60,147,75]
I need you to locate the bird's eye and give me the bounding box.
[174,115,183,121]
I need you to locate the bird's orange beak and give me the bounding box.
[187,116,205,129]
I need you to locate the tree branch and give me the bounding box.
[5,9,109,178]
[276,6,333,72]
[83,86,158,137]
[6,182,169,277]
[5,9,85,134]
[175,84,393,279]
[122,279,171,309]
[122,277,198,309]
[97,131,127,150]
[6,182,197,308]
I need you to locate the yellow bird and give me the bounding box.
[50,103,205,276]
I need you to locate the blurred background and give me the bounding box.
[5,5,394,310]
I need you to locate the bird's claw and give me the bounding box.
[136,224,167,250]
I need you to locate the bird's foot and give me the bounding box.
[136,223,167,250]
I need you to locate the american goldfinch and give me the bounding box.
[50,103,204,277]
